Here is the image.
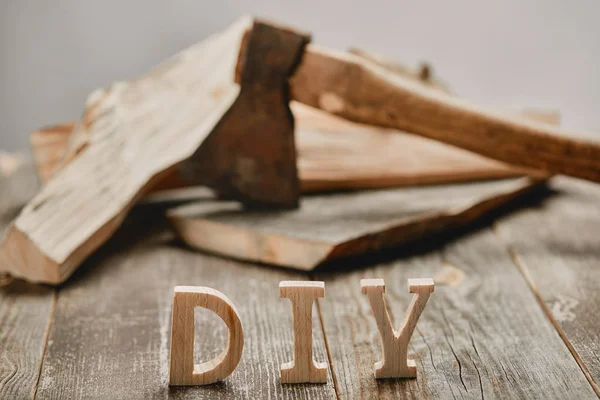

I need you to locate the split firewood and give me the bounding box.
[294,104,554,192]
[0,17,252,284]
[167,177,547,271]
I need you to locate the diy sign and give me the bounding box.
[169,278,434,386]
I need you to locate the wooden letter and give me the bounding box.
[280,281,328,383]
[361,278,434,379]
[169,286,244,386]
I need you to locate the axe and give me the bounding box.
[184,19,600,209]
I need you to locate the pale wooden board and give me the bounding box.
[0,17,251,284]
[168,177,546,270]
[34,213,336,399]
[314,227,598,399]
[494,177,600,395]
[0,162,55,399]
[293,103,532,192]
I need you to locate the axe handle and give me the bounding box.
[290,45,600,183]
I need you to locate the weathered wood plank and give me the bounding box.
[0,162,55,400]
[494,177,600,395]
[34,212,336,399]
[315,226,597,399]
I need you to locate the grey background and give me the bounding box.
[1,0,599,151]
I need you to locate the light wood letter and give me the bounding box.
[280,281,328,383]
[169,286,244,386]
[361,278,434,378]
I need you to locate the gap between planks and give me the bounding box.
[314,290,341,400]
[32,290,57,400]
[492,223,600,397]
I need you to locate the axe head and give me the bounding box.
[181,20,311,209]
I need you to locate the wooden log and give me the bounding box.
[168,177,547,271]
[0,17,252,284]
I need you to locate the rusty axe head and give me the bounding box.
[181,20,310,209]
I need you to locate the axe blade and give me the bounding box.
[181,20,311,209]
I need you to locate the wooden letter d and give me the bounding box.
[169,286,244,385]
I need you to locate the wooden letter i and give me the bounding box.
[280,281,328,383]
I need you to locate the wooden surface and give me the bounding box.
[2,163,600,399]
[493,177,600,394]
[0,162,55,399]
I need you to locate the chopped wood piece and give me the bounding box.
[0,17,252,284]
[169,286,244,386]
[293,104,555,192]
[280,281,328,383]
[28,124,75,184]
[168,177,547,271]
[361,278,434,379]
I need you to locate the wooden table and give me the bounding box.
[1,162,599,399]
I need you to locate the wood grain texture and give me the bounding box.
[315,228,597,399]
[0,17,251,284]
[494,177,600,396]
[34,213,336,399]
[28,124,75,184]
[290,45,600,182]
[279,281,328,383]
[0,162,55,399]
[169,286,244,386]
[294,103,536,192]
[168,177,546,271]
